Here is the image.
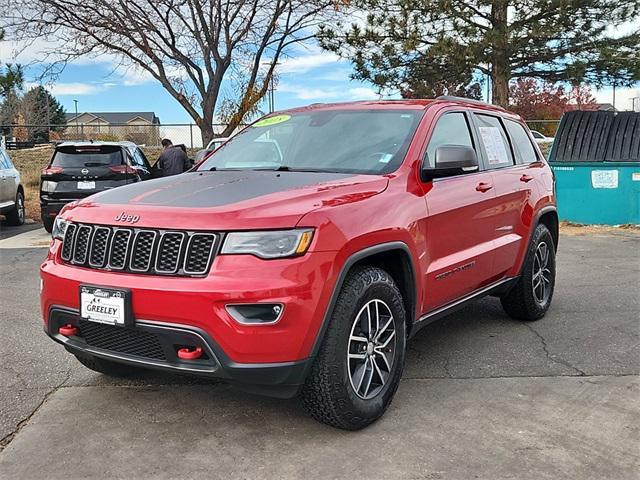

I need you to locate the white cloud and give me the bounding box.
[278,83,382,102]
[593,87,640,111]
[24,81,111,96]
[279,52,342,74]
[347,87,380,100]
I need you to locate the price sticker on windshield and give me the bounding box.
[253,114,290,127]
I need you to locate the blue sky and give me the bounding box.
[1,40,383,123]
[1,38,638,124]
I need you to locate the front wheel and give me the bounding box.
[300,266,406,430]
[500,223,556,321]
[5,190,25,226]
[42,214,54,233]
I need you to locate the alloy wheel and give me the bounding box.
[17,195,25,223]
[532,241,552,305]
[347,299,397,400]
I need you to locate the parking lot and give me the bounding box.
[0,225,638,479]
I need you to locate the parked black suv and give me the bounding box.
[41,142,158,232]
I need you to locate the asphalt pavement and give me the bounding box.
[0,225,638,479]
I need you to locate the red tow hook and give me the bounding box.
[59,324,78,337]
[177,347,203,360]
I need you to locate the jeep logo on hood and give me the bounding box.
[114,212,140,224]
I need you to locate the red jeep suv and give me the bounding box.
[41,98,557,430]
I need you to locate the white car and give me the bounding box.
[0,149,25,226]
[194,137,230,162]
[531,130,554,144]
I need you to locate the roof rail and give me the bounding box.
[436,95,495,106]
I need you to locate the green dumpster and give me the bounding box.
[549,111,640,226]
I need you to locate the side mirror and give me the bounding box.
[422,145,479,180]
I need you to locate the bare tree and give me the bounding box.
[2,0,339,143]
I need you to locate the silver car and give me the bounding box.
[0,149,25,226]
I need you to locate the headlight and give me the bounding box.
[41,180,57,193]
[52,217,69,241]
[221,229,313,259]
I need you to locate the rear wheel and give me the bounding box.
[300,266,406,430]
[5,190,25,226]
[75,354,144,378]
[500,223,556,321]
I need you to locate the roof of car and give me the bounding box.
[286,96,506,112]
[278,98,519,120]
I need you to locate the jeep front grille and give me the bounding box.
[60,222,218,276]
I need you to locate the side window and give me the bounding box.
[424,112,474,168]
[0,152,9,169]
[473,114,514,169]
[4,153,15,169]
[505,120,538,165]
[131,148,148,168]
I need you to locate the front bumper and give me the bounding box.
[46,307,309,398]
[41,241,340,395]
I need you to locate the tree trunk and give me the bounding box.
[490,0,510,107]
[200,122,215,147]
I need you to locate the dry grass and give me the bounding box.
[559,221,640,236]
[10,146,54,222]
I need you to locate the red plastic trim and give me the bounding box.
[59,324,78,336]
[177,347,203,360]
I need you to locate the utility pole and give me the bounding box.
[74,99,79,136]
[612,82,616,110]
[45,87,51,142]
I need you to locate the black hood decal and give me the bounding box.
[91,170,356,208]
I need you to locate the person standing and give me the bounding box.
[158,138,190,177]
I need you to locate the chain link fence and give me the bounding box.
[1,123,241,150]
[2,119,563,151]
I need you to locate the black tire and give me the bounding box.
[42,214,54,233]
[74,354,143,377]
[5,190,25,226]
[500,223,556,321]
[300,266,406,430]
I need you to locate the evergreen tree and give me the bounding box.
[0,29,24,98]
[21,86,66,142]
[319,0,640,106]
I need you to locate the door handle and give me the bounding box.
[520,174,533,183]
[476,182,493,193]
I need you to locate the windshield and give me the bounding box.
[52,146,123,167]
[197,110,423,174]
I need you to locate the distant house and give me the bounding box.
[63,111,161,145]
[594,103,616,112]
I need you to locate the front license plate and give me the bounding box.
[77,181,95,189]
[80,286,130,326]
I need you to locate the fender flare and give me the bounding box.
[532,205,559,250]
[308,241,417,359]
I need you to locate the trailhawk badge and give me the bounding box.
[114,212,140,223]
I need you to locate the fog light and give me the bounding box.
[226,304,284,325]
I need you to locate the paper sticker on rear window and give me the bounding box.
[253,114,291,127]
[479,126,509,165]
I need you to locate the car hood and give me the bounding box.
[63,170,389,230]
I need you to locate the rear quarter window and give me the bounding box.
[505,120,539,164]
[52,146,123,167]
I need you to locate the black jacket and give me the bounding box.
[159,146,190,176]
